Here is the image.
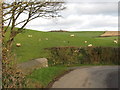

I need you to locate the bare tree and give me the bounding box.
[3,0,65,50]
[1,1,65,88]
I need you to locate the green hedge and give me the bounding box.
[46,47,119,66]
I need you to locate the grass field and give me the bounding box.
[27,66,67,88]
[11,29,119,63]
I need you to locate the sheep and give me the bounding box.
[84,41,87,43]
[88,44,92,47]
[16,43,21,47]
[113,40,118,43]
[70,34,75,37]
[28,35,32,37]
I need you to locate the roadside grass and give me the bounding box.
[26,63,117,88]
[10,29,119,63]
[27,66,67,88]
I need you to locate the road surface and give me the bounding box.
[52,66,120,88]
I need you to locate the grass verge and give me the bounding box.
[27,66,67,88]
[26,64,117,88]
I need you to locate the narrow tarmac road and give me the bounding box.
[52,66,120,88]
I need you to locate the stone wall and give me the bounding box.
[17,58,48,73]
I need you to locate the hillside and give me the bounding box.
[11,29,119,63]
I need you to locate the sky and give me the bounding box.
[6,0,119,31]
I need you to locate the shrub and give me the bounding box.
[46,46,119,66]
[2,48,28,88]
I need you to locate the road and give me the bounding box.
[52,66,120,88]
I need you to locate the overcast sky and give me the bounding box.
[7,0,119,31]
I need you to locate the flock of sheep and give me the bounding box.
[16,34,118,47]
[70,34,91,47]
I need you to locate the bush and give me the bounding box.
[2,48,28,88]
[46,46,119,66]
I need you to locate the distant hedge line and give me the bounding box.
[46,47,120,66]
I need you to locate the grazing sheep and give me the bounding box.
[16,43,21,47]
[114,40,118,43]
[84,41,87,43]
[88,44,92,47]
[28,35,32,37]
[70,34,75,37]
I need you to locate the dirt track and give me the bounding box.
[52,66,120,88]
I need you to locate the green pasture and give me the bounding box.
[9,29,119,63]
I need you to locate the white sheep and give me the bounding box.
[28,35,32,37]
[114,40,118,43]
[88,44,92,47]
[84,41,87,43]
[70,34,75,37]
[16,43,21,47]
